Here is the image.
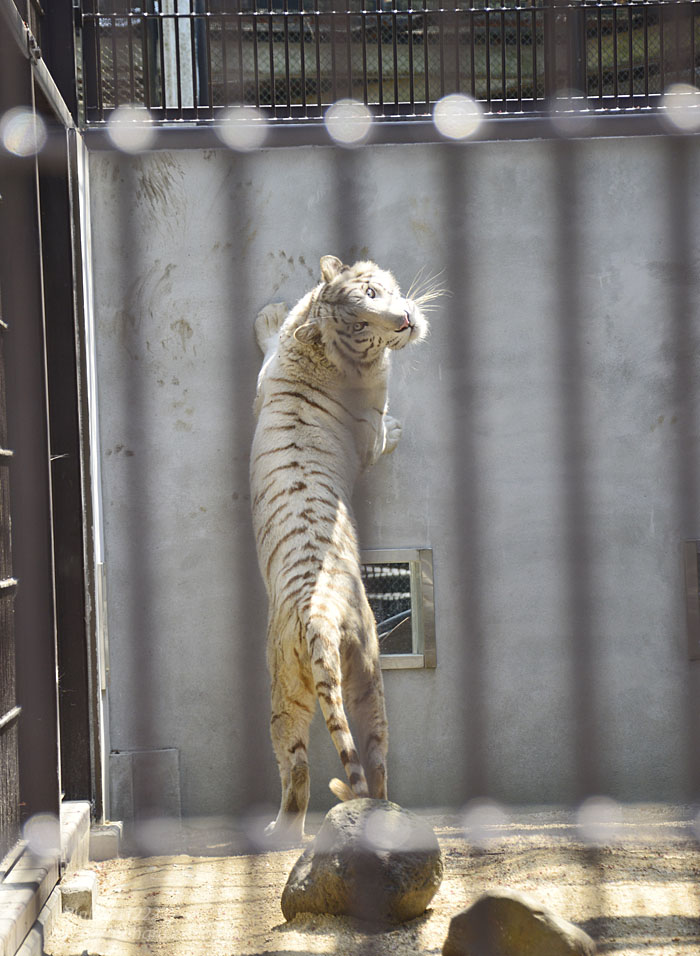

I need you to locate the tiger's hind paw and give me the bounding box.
[262,817,304,849]
[383,415,402,455]
[255,302,288,354]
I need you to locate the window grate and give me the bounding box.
[75,0,700,125]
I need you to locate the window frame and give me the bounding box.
[361,547,436,670]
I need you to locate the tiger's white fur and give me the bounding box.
[250,255,429,843]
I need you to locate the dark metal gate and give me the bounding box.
[0,238,20,864]
[0,0,103,871]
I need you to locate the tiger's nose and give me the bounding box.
[396,311,411,331]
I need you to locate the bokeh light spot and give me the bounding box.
[433,94,482,141]
[216,106,268,152]
[362,807,414,852]
[24,813,60,857]
[325,99,373,146]
[106,105,156,154]
[1,108,47,157]
[550,90,596,138]
[661,83,700,133]
[461,798,508,849]
[576,795,623,846]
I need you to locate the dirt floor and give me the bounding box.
[45,805,700,956]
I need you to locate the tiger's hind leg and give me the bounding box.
[344,644,389,799]
[266,641,316,845]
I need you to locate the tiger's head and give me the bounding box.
[292,256,432,369]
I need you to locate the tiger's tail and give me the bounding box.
[329,777,356,802]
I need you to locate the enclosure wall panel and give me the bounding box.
[87,136,700,817]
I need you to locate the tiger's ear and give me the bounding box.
[320,255,344,283]
[294,319,322,344]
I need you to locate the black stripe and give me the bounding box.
[266,526,308,576]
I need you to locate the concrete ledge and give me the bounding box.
[0,801,94,956]
[0,853,59,956]
[60,802,91,877]
[13,887,61,956]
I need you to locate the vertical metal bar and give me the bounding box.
[313,0,321,110]
[376,4,384,110]
[346,6,352,101]
[112,153,155,846]
[252,11,260,108]
[225,147,272,838]
[516,5,522,111]
[454,8,461,95]
[300,8,307,111]
[330,7,337,102]
[439,142,487,800]
[392,8,399,107]
[110,15,119,107]
[627,3,633,99]
[360,10,368,105]
[659,1,665,91]
[128,10,136,103]
[469,7,476,101]
[82,1,101,123]
[174,8,183,114]
[543,0,555,102]
[220,10,228,107]
[612,3,618,103]
[532,4,539,105]
[485,7,491,107]
[568,0,586,94]
[283,0,291,114]
[553,138,600,801]
[203,2,213,113]
[1,55,62,823]
[158,8,168,114]
[643,4,648,101]
[142,11,153,111]
[39,136,95,806]
[237,4,246,107]
[438,4,445,97]
[597,6,603,103]
[500,6,506,108]
[690,1,696,85]
[189,0,198,110]
[423,0,430,107]
[667,135,700,799]
[408,9,415,107]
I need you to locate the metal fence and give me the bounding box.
[77,0,700,124]
[5,1,700,951]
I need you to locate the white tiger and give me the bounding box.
[250,254,432,844]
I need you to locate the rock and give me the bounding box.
[281,798,443,925]
[442,889,597,956]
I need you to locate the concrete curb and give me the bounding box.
[0,801,95,956]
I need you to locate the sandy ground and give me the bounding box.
[45,805,700,956]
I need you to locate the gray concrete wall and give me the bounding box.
[88,133,700,821]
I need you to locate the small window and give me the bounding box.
[360,548,435,670]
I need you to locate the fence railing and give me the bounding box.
[77,1,700,126]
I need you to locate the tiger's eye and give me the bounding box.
[353,321,368,332]
[366,287,376,299]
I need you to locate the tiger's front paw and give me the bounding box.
[255,302,288,354]
[383,415,402,455]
